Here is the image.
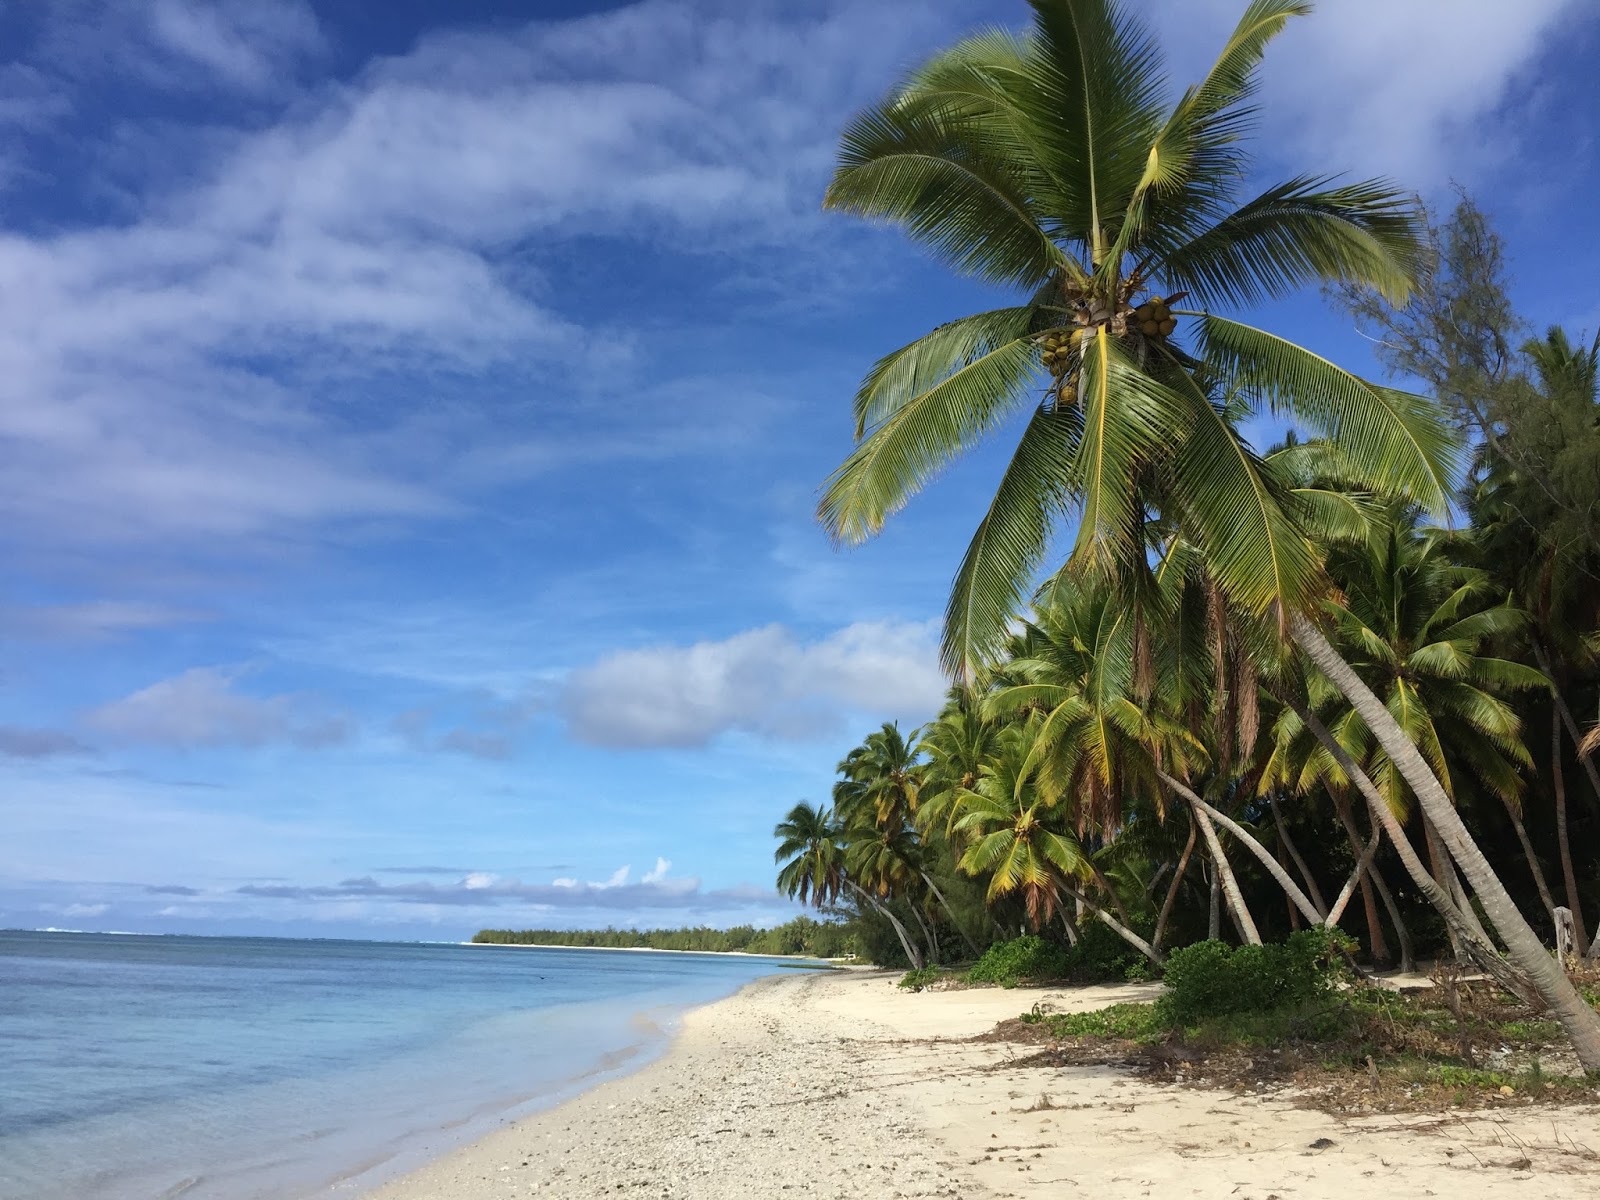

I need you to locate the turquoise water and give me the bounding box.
[0,931,795,1200]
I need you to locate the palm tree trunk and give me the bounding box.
[1059,885,1163,966]
[1167,779,1260,944]
[1502,791,1558,927]
[1270,794,1328,914]
[1153,822,1198,952]
[907,900,940,966]
[1293,697,1534,1001]
[1552,707,1591,956]
[1060,907,1080,946]
[1162,773,1322,926]
[1290,614,1600,1066]
[1326,825,1380,927]
[1332,796,1398,968]
[846,881,922,970]
[920,871,982,959]
[1533,639,1600,816]
[1207,862,1221,940]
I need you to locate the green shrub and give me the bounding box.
[897,967,942,991]
[966,935,1071,988]
[1040,1001,1165,1042]
[1159,927,1351,1024]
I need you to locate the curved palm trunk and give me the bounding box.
[1270,794,1328,914]
[920,871,981,959]
[1207,864,1221,940]
[1333,796,1402,969]
[1173,781,1324,927]
[1326,826,1380,927]
[1552,707,1591,956]
[1291,615,1600,1066]
[846,881,922,970]
[1060,884,1163,966]
[1294,698,1532,1001]
[1167,779,1260,944]
[1153,822,1199,952]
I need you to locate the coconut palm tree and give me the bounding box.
[817,0,1600,1060]
[774,800,926,968]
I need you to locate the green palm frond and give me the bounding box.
[942,405,1080,677]
[819,335,1043,546]
[1196,315,1458,512]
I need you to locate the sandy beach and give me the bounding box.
[366,969,1600,1199]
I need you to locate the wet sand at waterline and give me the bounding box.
[368,968,1600,1199]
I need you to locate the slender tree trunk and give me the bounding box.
[1292,697,1536,1002]
[907,900,940,966]
[1327,825,1381,928]
[1502,791,1558,927]
[1552,707,1591,956]
[847,881,922,970]
[1278,835,1302,929]
[1086,859,1134,926]
[920,871,981,959]
[1162,773,1321,927]
[1153,822,1198,952]
[1182,790,1261,944]
[1290,615,1600,1066]
[1270,794,1328,914]
[1207,862,1221,940]
[1534,639,1600,816]
[1332,796,1396,967]
[1060,908,1080,947]
[1060,885,1164,966]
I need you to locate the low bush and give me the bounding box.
[965,935,1071,988]
[897,967,943,991]
[1063,918,1156,982]
[1028,1000,1166,1042]
[1158,927,1353,1025]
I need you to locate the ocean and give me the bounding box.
[0,930,799,1200]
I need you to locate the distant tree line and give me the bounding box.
[470,916,855,958]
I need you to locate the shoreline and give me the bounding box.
[365,970,1600,1198]
[464,941,833,961]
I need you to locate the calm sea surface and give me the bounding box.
[0,931,798,1200]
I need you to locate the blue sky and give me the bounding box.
[2,0,1596,940]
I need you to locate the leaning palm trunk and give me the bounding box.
[1333,796,1408,969]
[920,871,981,959]
[1162,773,1322,927]
[907,901,941,966]
[846,881,922,970]
[1270,795,1328,914]
[1551,708,1591,956]
[1059,884,1163,967]
[1290,615,1600,1067]
[1153,823,1199,952]
[1292,699,1536,1002]
[1326,826,1381,927]
[1502,791,1559,928]
[1172,783,1260,944]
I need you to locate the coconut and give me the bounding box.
[1160,317,1178,336]
[1140,320,1160,337]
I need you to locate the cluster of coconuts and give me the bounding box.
[1037,329,1076,378]
[1134,296,1178,338]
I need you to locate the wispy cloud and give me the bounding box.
[84,666,353,750]
[0,726,92,760]
[561,619,946,748]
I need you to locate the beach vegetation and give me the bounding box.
[774,0,1600,1071]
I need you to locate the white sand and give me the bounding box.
[366,969,1600,1199]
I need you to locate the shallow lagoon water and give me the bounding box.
[0,931,795,1199]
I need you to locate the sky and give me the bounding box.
[1,0,1597,941]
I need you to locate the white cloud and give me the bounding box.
[0,726,91,760]
[0,1,957,563]
[1153,0,1575,187]
[561,619,946,748]
[0,601,208,641]
[84,666,352,750]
